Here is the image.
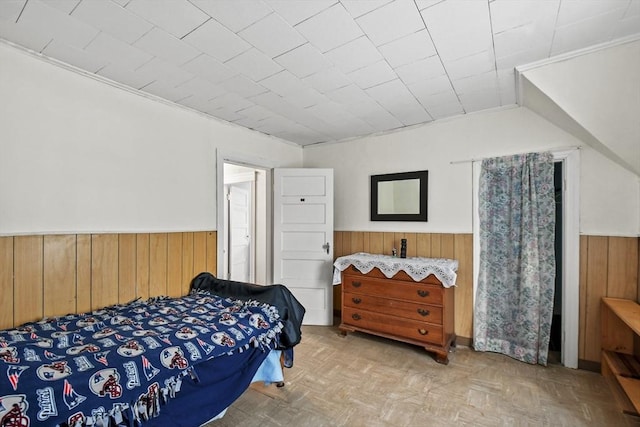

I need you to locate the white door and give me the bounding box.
[229,183,252,282]
[273,168,334,325]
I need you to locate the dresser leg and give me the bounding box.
[431,350,449,365]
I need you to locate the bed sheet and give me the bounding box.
[0,293,282,426]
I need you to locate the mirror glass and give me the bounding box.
[377,179,420,214]
[370,170,428,222]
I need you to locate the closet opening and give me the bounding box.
[549,161,563,363]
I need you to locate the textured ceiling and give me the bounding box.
[1,0,639,146]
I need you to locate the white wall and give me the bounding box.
[0,42,302,235]
[303,106,640,236]
[520,39,640,176]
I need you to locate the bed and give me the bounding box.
[0,274,305,426]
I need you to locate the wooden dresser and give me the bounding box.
[339,265,456,364]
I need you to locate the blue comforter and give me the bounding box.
[0,293,282,426]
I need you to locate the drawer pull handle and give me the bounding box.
[418,329,429,335]
[352,313,361,321]
[352,298,362,304]
[417,290,430,298]
[351,281,362,288]
[417,308,430,317]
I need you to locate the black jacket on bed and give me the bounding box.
[189,272,305,350]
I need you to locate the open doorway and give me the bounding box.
[549,161,563,363]
[219,159,270,284]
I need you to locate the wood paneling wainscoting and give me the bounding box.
[333,231,474,343]
[579,235,639,367]
[334,232,640,366]
[0,232,217,330]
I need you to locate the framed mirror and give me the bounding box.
[370,170,428,221]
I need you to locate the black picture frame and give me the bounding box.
[370,170,428,222]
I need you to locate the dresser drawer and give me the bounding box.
[342,307,443,346]
[343,291,443,324]
[343,274,443,305]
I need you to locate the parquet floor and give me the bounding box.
[207,322,640,427]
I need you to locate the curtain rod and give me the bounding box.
[450,145,581,165]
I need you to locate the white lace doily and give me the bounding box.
[333,252,458,287]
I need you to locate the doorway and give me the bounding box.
[549,161,563,363]
[472,148,580,368]
[219,160,269,284]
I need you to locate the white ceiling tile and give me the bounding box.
[267,0,337,26]
[451,71,497,95]
[183,19,250,63]
[176,77,226,100]
[208,92,253,112]
[344,100,403,131]
[365,79,431,125]
[191,0,272,32]
[304,101,351,124]
[140,79,193,102]
[556,0,629,27]
[208,107,245,122]
[415,0,445,11]
[46,0,81,15]
[236,104,275,121]
[239,13,306,58]
[356,0,425,46]
[458,87,501,113]
[395,55,444,85]
[497,69,516,105]
[18,0,98,49]
[411,87,459,109]
[259,70,308,96]
[71,0,153,44]
[341,0,393,18]
[421,0,492,60]
[551,9,625,55]
[85,32,153,70]
[495,46,548,71]
[407,74,454,98]
[219,75,267,98]
[253,115,297,134]
[134,27,200,65]
[614,13,640,38]
[378,29,436,68]
[295,3,363,52]
[42,39,108,72]
[0,0,27,21]
[490,0,559,34]
[97,64,155,89]
[302,67,351,93]
[326,83,373,105]
[426,101,465,119]
[135,57,195,87]
[348,60,397,89]
[283,88,327,108]
[273,128,329,146]
[324,36,383,73]
[0,18,52,53]
[181,54,237,84]
[177,94,221,112]
[125,0,209,38]
[443,49,495,81]
[224,48,283,81]
[274,43,331,78]
[493,25,552,63]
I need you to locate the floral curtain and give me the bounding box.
[474,152,556,365]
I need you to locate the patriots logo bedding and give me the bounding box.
[0,293,282,426]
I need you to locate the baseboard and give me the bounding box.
[578,359,601,372]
